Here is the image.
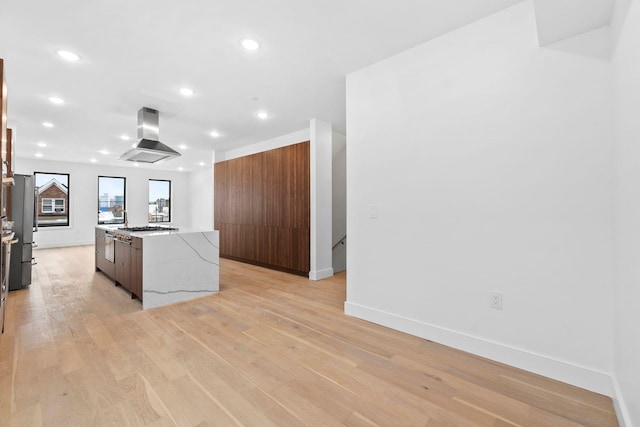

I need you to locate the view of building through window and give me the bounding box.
[98,176,126,224]
[149,179,171,223]
[34,172,70,227]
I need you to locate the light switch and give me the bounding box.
[369,205,378,219]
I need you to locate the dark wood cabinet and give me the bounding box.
[131,237,142,301]
[95,228,143,303]
[1,59,9,334]
[1,233,13,334]
[115,239,132,292]
[1,59,7,173]
[95,228,115,278]
[95,228,105,269]
[214,141,310,275]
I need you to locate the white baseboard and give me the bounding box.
[309,268,334,281]
[34,240,94,249]
[344,301,615,397]
[611,376,633,427]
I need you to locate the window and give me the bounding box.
[42,198,65,213]
[149,179,171,223]
[98,176,126,224]
[34,172,70,227]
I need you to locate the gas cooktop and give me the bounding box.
[117,226,178,232]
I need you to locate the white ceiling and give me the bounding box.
[0,0,522,172]
[533,0,615,45]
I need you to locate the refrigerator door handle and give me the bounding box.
[33,186,39,232]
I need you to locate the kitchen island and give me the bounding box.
[95,226,219,309]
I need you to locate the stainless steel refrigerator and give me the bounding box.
[9,174,36,291]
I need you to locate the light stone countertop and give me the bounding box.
[95,225,220,309]
[141,230,220,310]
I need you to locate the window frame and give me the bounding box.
[148,179,171,223]
[97,176,127,225]
[34,171,70,228]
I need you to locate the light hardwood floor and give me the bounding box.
[0,245,618,426]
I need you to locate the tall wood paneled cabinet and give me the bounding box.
[1,58,7,179]
[1,58,13,334]
[214,141,310,276]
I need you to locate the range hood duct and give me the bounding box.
[118,107,181,164]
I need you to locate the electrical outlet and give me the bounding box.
[490,291,503,310]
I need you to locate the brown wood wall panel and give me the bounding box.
[214,141,310,275]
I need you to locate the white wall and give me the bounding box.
[332,131,347,273]
[218,129,310,162]
[346,1,616,396]
[611,0,632,45]
[16,158,193,248]
[612,0,640,424]
[309,119,333,280]
[188,151,215,231]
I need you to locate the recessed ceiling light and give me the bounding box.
[57,50,81,61]
[178,167,184,171]
[35,152,44,158]
[257,111,269,120]
[179,144,187,150]
[179,87,194,97]
[49,96,65,105]
[90,158,97,163]
[199,162,206,166]
[37,142,47,147]
[99,149,109,155]
[131,143,137,148]
[42,122,54,128]
[133,162,140,167]
[242,39,260,51]
[120,134,131,141]
[209,130,220,138]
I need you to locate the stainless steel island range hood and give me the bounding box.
[118,107,181,163]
